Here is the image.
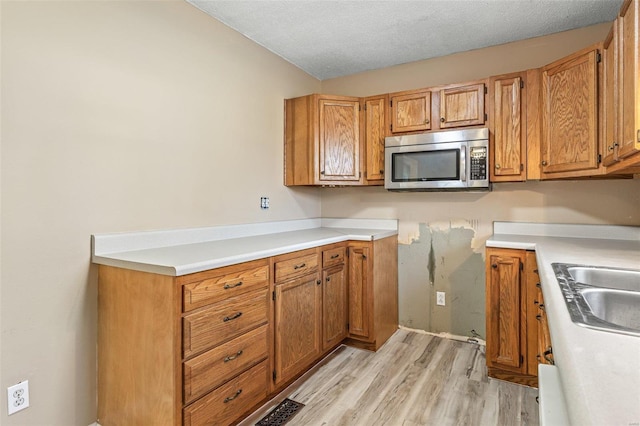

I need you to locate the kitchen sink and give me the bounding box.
[566,266,640,291]
[552,263,640,337]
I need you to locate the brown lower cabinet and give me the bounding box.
[98,237,397,425]
[485,248,552,387]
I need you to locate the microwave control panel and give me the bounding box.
[469,146,487,180]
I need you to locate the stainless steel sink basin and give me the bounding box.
[552,263,640,337]
[567,266,640,291]
[580,288,640,333]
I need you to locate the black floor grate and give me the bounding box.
[255,398,305,426]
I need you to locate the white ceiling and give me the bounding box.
[187,0,622,80]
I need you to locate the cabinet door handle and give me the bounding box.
[440,117,445,122]
[224,350,244,363]
[541,160,548,166]
[491,264,498,269]
[330,254,340,259]
[539,304,545,311]
[326,277,331,282]
[536,282,541,288]
[320,170,325,175]
[223,312,243,322]
[543,348,554,365]
[536,314,542,321]
[495,164,501,169]
[223,281,243,290]
[223,389,242,403]
[425,119,430,124]
[317,279,321,285]
[293,263,306,270]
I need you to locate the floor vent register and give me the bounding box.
[255,398,305,426]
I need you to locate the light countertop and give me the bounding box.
[92,218,398,276]
[487,222,640,426]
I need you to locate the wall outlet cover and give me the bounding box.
[7,380,29,415]
[436,291,446,306]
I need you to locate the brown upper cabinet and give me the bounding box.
[540,45,602,178]
[285,94,362,186]
[389,89,431,134]
[604,0,640,173]
[489,73,527,182]
[284,93,389,187]
[363,95,390,184]
[437,82,486,129]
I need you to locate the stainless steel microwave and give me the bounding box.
[384,128,490,191]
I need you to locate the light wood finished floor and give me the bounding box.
[241,329,539,426]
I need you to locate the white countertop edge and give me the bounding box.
[493,221,640,241]
[485,237,536,250]
[92,230,398,276]
[93,218,398,256]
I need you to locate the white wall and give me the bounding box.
[0,1,320,424]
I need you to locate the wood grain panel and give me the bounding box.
[364,95,388,183]
[491,75,525,181]
[318,98,361,181]
[618,0,640,159]
[274,273,322,386]
[525,68,542,180]
[183,359,269,426]
[372,236,399,350]
[347,244,372,340]
[390,90,431,133]
[181,260,269,312]
[183,324,268,404]
[485,249,525,373]
[321,245,346,269]
[284,96,314,186]
[322,264,347,351]
[439,83,485,128]
[182,289,268,359]
[274,252,319,283]
[524,251,540,377]
[602,24,619,167]
[541,47,599,174]
[98,266,181,426]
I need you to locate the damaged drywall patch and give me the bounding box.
[398,220,486,339]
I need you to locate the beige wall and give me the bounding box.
[320,24,640,338]
[0,1,320,424]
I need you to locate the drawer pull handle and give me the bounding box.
[223,389,242,403]
[536,314,542,321]
[330,254,340,259]
[224,350,244,363]
[293,263,306,270]
[223,312,243,322]
[223,281,243,290]
[536,282,541,288]
[539,304,545,311]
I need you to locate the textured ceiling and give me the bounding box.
[187,0,622,80]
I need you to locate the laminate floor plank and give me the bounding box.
[241,330,539,426]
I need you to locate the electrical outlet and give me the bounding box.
[436,291,445,306]
[7,380,29,415]
[260,196,270,210]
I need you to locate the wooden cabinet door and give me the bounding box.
[602,24,619,166]
[485,248,526,374]
[322,264,347,351]
[273,273,321,386]
[618,0,640,160]
[524,251,540,377]
[318,98,361,183]
[439,83,485,128]
[347,245,371,340]
[541,47,599,175]
[390,90,431,133]
[490,74,525,181]
[364,95,388,184]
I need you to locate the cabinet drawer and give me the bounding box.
[183,325,268,404]
[322,246,345,268]
[183,289,268,359]
[183,359,268,426]
[274,253,318,283]
[182,262,269,312]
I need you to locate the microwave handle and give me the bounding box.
[460,146,467,182]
